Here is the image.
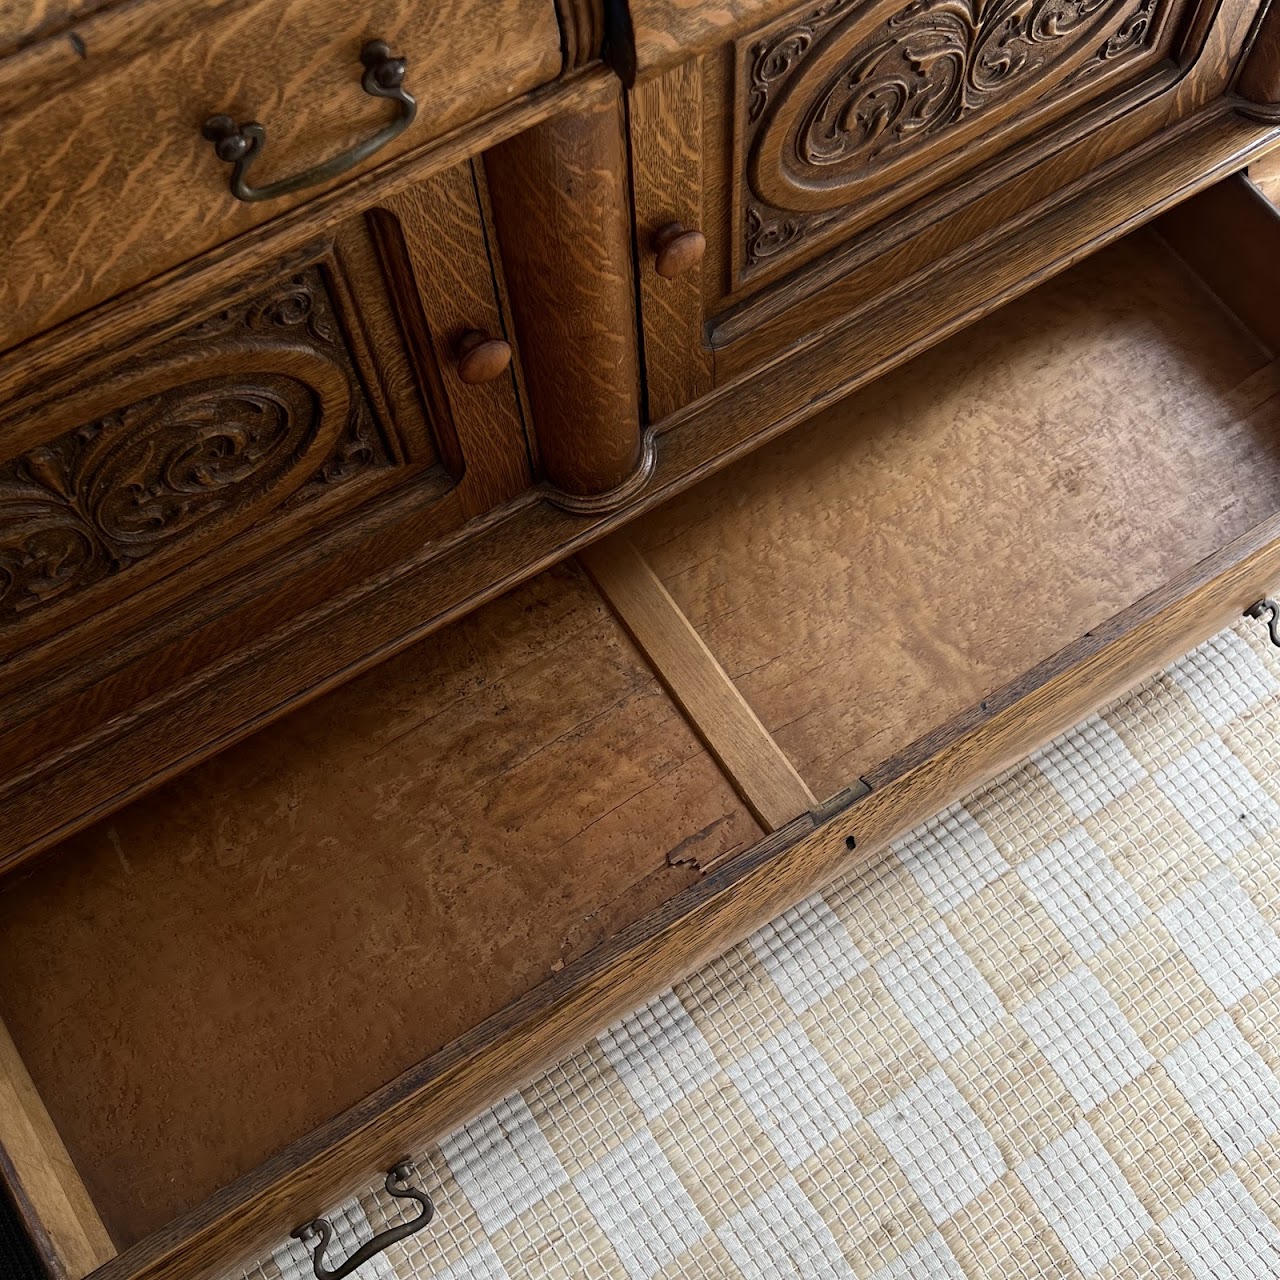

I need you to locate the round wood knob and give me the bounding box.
[653,222,706,279]
[455,331,512,384]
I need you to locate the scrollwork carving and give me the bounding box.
[0,267,393,626]
[740,0,1173,272]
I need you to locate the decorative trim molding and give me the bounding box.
[541,431,657,514]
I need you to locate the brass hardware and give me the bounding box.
[292,1163,434,1280]
[1247,599,1280,647]
[203,42,416,203]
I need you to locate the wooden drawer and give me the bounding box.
[0,0,562,351]
[627,0,1263,419]
[0,156,530,698]
[6,172,1280,1280]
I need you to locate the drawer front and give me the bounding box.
[629,0,1243,419]
[0,157,530,684]
[0,0,562,351]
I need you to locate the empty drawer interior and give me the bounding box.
[3,175,1280,1260]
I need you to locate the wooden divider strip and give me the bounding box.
[580,536,816,831]
[0,1017,115,1279]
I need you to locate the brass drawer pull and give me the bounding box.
[1248,599,1280,647]
[291,1162,435,1280]
[203,41,417,204]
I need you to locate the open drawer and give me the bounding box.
[7,174,1280,1280]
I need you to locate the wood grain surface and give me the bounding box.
[1238,0,1280,109]
[1156,172,1280,351]
[622,0,1260,392]
[0,1017,115,1279]
[373,162,533,516]
[81,495,1280,1280]
[484,79,643,497]
[0,560,760,1246]
[732,0,1191,290]
[0,113,1273,884]
[0,0,561,350]
[633,229,1280,799]
[4,121,1280,1280]
[629,57,713,422]
[581,535,816,830]
[0,0,113,52]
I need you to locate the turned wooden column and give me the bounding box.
[484,80,645,503]
[1239,3,1280,117]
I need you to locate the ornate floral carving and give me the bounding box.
[741,0,1171,272]
[747,0,860,122]
[744,207,806,263]
[0,268,392,625]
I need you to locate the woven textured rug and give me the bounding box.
[229,614,1280,1280]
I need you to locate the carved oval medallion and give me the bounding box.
[748,0,1162,215]
[0,354,347,626]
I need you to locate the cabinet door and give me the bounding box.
[628,0,1262,419]
[0,159,530,691]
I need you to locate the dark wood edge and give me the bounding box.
[1236,97,1280,119]
[0,1147,60,1280]
[0,68,619,404]
[867,508,1280,790]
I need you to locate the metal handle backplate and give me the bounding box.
[203,41,416,203]
[291,1163,435,1280]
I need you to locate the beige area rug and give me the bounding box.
[232,613,1280,1280]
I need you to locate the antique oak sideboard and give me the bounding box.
[2,0,1280,1277]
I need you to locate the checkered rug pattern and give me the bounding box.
[231,615,1280,1280]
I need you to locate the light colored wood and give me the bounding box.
[7,123,1280,1280]
[0,111,1274,882]
[1157,172,1280,352]
[375,162,533,515]
[0,1015,115,1279]
[629,56,713,422]
[628,0,809,74]
[0,0,563,351]
[86,501,1280,1280]
[0,0,111,52]
[581,535,816,831]
[0,68,617,426]
[0,561,761,1248]
[1251,147,1280,203]
[635,229,1280,799]
[484,79,644,498]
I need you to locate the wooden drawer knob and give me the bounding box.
[456,331,512,384]
[653,222,706,279]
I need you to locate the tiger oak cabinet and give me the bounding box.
[3,0,1280,1278]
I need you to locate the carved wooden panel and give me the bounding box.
[737,0,1184,280]
[0,266,398,633]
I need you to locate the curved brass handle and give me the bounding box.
[291,1163,435,1280]
[203,41,416,203]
